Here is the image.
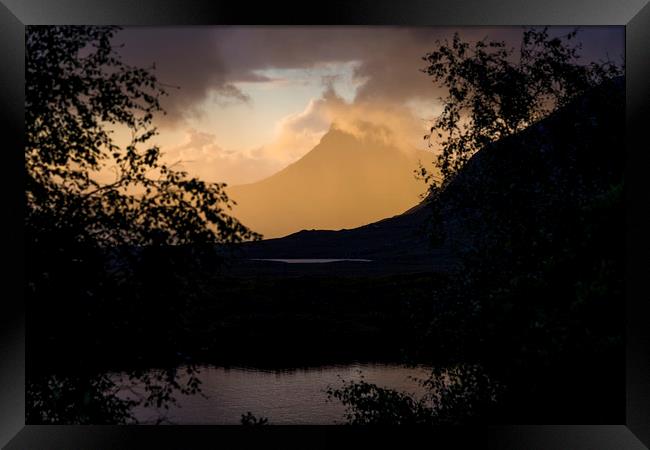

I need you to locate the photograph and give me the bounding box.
[24,24,626,426]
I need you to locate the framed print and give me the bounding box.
[1,0,649,448]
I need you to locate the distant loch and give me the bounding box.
[250,258,372,264]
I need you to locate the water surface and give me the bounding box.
[251,258,372,264]
[116,363,431,424]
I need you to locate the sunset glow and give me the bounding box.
[109,26,624,237]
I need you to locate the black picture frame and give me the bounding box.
[1,0,648,448]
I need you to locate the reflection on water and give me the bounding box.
[115,363,431,425]
[251,258,373,264]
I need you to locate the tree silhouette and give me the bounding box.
[26,26,259,251]
[422,27,622,182]
[25,26,258,424]
[328,28,624,425]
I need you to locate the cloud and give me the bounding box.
[110,26,624,184]
[114,26,623,126]
[113,27,253,126]
[254,81,434,168]
[114,27,451,125]
[162,129,283,185]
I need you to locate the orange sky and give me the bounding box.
[107,26,623,187]
[96,27,624,237]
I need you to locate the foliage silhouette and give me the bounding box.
[422,27,622,182]
[328,28,624,425]
[25,26,258,424]
[26,26,259,249]
[327,364,500,425]
[240,412,269,426]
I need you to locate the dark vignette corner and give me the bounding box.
[625,1,650,448]
[0,1,25,449]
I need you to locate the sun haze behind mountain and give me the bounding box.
[226,124,436,239]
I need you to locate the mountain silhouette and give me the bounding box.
[235,76,624,271]
[227,126,434,239]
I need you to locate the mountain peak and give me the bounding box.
[326,120,397,148]
[318,124,359,145]
[226,121,435,238]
